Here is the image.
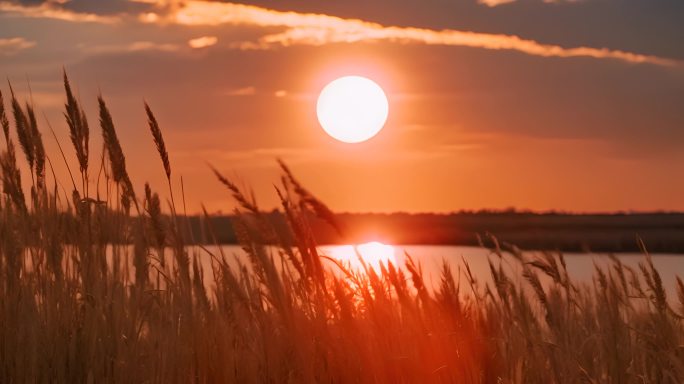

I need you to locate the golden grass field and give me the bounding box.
[0,74,683,383]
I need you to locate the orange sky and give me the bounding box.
[1,0,683,213]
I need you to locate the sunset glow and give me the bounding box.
[1,0,682,214]
[326,242,397,273]
[1,0,682,381]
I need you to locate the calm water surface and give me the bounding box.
[200,244,684,295]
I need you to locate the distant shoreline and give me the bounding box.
[180,212,684,253]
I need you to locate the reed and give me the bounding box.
[0,76,681,383]
[63,71,89,196]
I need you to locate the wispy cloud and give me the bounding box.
[182,139,485,169]
[478,0,517,7]
[479,0,586,6]
[0,37,35,55]
[82,41,179,54]
[223,86,257,96]
[0,1,119,23]
[542,0,587,4]
[2,0,674,67]
[188,35,218,49]
[144,1,677,67]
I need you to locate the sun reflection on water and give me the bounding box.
[323,241,397,273]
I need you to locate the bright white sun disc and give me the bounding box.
[317,76,389,143]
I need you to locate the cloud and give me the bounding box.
[142,1,678,67]
[188,35,217,49]
[478,0,584,6]
[0,37,35,55]
[82,41,179,54]
[224,86,256,96]
[542,0,586,4]
[478,0,517,7]
[0,1,119,23]
[180,143,475,169]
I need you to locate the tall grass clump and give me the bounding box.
[0,74,681,383]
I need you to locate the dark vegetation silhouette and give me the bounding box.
[0,73,682,382]
[180,211,684,253]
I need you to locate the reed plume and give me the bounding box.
[98,94,136,211]
[9,85,34,173]
[0,89,9,143]
[63,71,89,178]
[145,102,177,217]
[278,158,342,235]
[0,89,26,212]
[0,133,26,213]
[145,103,170,180]
[25,103,45,189]
[209,165,259,215]
[145,182,165,249]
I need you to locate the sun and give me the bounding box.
[316,76,389,143]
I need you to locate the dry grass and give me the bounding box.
[0,75,682,383]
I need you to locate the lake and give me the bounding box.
[193,244,684,297]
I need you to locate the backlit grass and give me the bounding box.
[0,74,682,383]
